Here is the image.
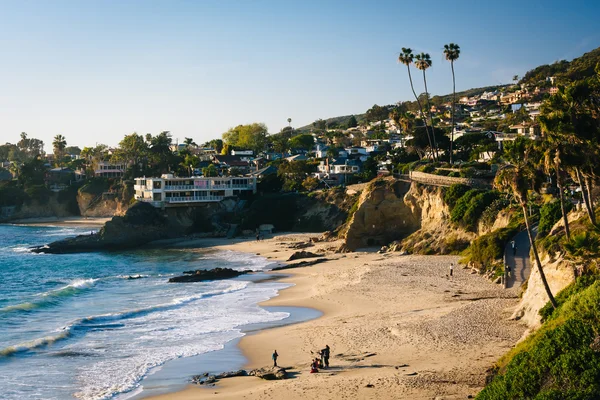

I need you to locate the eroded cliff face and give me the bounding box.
[341,179,420,251]
[513,253,575,328]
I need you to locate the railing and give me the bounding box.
[166,196,225,203]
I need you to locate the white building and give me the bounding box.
[134,174,257,208]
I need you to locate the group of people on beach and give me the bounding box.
[272,345,331,374]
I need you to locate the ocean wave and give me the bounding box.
[0,281,249,360]
[0,279,98,315]
[0,330,71,357]
[10,246,32,253]
[70,281,250,328]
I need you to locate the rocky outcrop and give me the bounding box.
[31,202,172,253]
[168,268,252,283]
[248,366,288,380]
[513,253,575,327]
[30,200,232,253]
[77,191,130,217]
[341,179,420,251]
[192,370,248,385]
[287,250,321,261]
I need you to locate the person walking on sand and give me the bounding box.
[272,350,279,367]
[449,263,454,280]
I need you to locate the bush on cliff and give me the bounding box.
[538,200,572,238]
[451,189,499,231]
[443,183,470,210]
[477,279,600,400]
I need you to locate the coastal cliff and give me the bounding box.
[341,178,479,253]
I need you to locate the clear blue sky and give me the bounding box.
[0,0,598,151]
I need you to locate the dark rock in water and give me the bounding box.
[287,250,321,261]
[248,366,288,380]
[169,267,252,283]
[271,258,328,271]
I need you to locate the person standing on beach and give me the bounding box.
[322,345,330,368]
[449,263,454,279]
[272,350,279,367]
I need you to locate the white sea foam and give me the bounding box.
[71,281,289,400]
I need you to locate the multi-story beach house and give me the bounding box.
[134,174,257,207]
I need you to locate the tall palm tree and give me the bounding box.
[414,52,439,160]
[52,134,67,167]
[443,43,460,164]
[398,48,435,161]
[183,137,196,148]
[495,160,557,309]
[287,118,292,127]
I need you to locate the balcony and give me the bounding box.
[165,196,225,203]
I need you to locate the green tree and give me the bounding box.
[184,137,196,148]
[202,163,218,177]
[346,115,358,128]
[52,134,67,166]
[398,48,435,161]
[443,43,461,164]
[17,132,44,160]
[65,146,81,156]
[113,133,149,177]
[277,160,316,191]
[222,123,268,154]
[365,104,390,122]
[288,134,314,151]
[312,119,327,131]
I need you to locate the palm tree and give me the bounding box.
[540,82,598,226]
[414,52,439,160]
[398,48,435,161]
[287,118,292,127]
[52,134,67,166]
[443,43,460,164]
[184,137,196,148]
[495,159,557,309]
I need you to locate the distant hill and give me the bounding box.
[520,46,600,86]
[295,85,509,132]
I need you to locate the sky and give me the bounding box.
[0,0,599,152]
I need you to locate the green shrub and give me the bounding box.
[444,184,470,210]
[478,280,600,400]
[418,164,435,173]
[462,191,500,231]
[24,185,51,204]
[450,189,499,231]
[451,189,482,224]
[462,225,519,269]
[539,200,572,237]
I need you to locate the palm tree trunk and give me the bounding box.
[576,167,596,225]
[407,66,436,161]
[422,70,439,160]
[523,203,557,309]
[555,167,571,240]
[585,174,594,211]
[449,60,456,164]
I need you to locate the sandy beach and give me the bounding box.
[6,216,111,227]
[145,233,527,400]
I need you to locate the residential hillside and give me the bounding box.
[519,46,600,87]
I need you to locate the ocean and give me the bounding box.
[0,224,300,399]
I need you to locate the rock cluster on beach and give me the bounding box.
[168,267,252,282]
[192,366,287,385]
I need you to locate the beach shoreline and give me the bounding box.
[5,216,111,227]
[145,233,527,400]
